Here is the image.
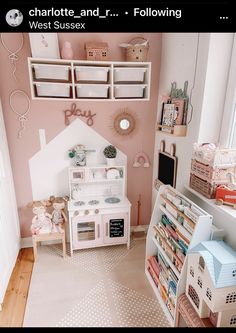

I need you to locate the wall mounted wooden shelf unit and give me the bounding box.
[156,124,187,137]
[28,57,151,101]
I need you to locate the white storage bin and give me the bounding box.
[75,66,109,82]
[76,84,109,98]
[35,83,71,97]
[114,85,145,98]
[32,64,70,81]
[114,67,146,83]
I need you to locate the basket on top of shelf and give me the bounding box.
[191,159,236,182]
[189,173,228,199]
[193,143,236,168]
[190,143,236,199]
[120,37,149,62]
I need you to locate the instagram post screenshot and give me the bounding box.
[0,0,235,329]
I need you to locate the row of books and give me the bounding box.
[160,98,187,132]
[147,254,178,318]
[155,214,189,270]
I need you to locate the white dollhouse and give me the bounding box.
[186,240,236,327]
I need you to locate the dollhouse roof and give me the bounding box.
[189,240,236,288]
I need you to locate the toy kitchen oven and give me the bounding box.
[67,165,131,255]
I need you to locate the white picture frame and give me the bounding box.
[29,33,61,59]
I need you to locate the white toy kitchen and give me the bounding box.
[67,164,131,255]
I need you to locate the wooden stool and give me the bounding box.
[175,293,214,327]
[32,227,66,261]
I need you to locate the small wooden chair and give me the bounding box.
[32,215,67,261]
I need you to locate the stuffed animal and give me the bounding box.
[27,200,52,235]
[48,196,69,233]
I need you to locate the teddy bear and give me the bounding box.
[48,196,69,233]
[28,200,52,235]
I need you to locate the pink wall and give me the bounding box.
[0,33,161,238]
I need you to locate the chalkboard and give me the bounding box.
[109,219,124,238]
[158,151,177,188]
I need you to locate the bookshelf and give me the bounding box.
[145,184,213,326]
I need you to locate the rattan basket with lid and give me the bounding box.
[124,37,149,62]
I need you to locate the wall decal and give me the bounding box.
[0,33,24,80]
[133,152,150,168]
[28,33,60,59]
[9,89,31,138]
[64,103,96,126]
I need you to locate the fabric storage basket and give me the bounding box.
[125,38,149,62]
[75,66,109,82]
[114,85,145,98]
[32,64,70,81]
[35,83,71,97]
[114,67,146,83]
[76,84,109,98]
[191,159,235,182]
[193,144,236,167]
[189,173,227,199]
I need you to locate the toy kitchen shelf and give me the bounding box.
[145,184,213,326]
[28,57,151,101]
[67,165,131,255]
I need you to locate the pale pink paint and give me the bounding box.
[0,33,161,238]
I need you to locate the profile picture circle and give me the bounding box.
[6,9,23,27]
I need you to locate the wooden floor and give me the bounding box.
[0,248,34,327]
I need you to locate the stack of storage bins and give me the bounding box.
[189,143,236,198]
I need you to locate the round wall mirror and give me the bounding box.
[120,119,130,130]
[113,110,136,136]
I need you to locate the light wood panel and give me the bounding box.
[0,248,34,327]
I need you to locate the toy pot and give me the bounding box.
[106,158,115,166]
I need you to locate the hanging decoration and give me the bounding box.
[10,90,31,139]
[64,103,96,126]
[111,108,137,136]
[0,33,24,80]
[133,152,150,168]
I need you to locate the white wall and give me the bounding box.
[152,33,211,206]
[152,33,236,250]
[198,33,234,143]
[29,118,127,199]
[0,99,21,307]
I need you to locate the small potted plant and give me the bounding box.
[103,145,117,166]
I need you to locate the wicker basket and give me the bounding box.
[191,159,235,182]
[193,144,236,167]
[189,173,227,199]
[125,37,149,62]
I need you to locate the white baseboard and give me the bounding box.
[21,237,33,248]
[130,224,149,232]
